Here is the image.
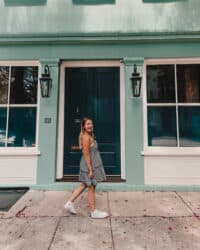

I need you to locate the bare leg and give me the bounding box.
[68,183,87,202]
[88,185,96,212]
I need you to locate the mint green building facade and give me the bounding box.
[1,0,200,191]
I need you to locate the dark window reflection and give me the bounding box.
[147,65,175,103]
[10,67,38,104]
[7,108,36,147]
[177,64,200,103]
[0,67,9,104]
[179,107,200,146]
[148,107,177,146]
[0,108,7,147]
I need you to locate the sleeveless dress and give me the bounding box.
[79,140,107,186]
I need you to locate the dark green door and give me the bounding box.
[64,67,120,176]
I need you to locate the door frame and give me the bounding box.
[56,60,125,180]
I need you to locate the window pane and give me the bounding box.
[10,67,38,104]
[179,107,200,146]
[0,67,9,104]
[177,64,200,103]
[147,65,175,103]
[0,108,7,147]
[8,108,36,147]
[148,107,177,146]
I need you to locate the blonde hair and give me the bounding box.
[79,117,94,149]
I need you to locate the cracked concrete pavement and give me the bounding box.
[0,190,200,250]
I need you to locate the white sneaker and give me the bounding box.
[64,201,77,214]
[91,209,109,219]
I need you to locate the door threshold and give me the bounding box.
[57,175,126,183]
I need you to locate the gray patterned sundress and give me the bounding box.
[79,140,107,186]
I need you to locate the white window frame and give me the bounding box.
[143,58,200,156]
[0,61,40,155]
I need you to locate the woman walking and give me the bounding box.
[64,117,109,219]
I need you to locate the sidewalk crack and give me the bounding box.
[48,216,62,250]
[175,191,200,221]
[107,192,115,250]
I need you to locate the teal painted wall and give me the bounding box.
[124,60,144,184]
[0,0,200,36]
[37,60,60,185]
[1,0,200,188]
[0,42,200,185]
[1,42,200,60]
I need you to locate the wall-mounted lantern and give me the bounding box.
[40,65,52,98]
[130,64,142,97]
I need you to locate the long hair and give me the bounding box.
[78,117,94,149]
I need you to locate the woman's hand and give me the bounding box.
[89,169,94,179]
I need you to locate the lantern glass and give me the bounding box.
[132,78,141,97]
[39,65,52,98]
[130,64,142,97]
[40,78,52,98]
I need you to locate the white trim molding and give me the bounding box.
[143,57,200,153]
[144,155,200,186]
[57,60,126,180]
[0,61,40,66]
[0,60,40,185]
[0,155,37,185]
[143,57,200,185]
[0,149,40,156]
[0,60,40,151]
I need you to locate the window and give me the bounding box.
[0,65,38,147]
[146,63,200,147]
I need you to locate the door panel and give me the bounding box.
[64,67,120,175]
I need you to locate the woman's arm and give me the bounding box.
[82,134,94,178]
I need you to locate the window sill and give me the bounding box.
[0,148,40,156]
[141,148,200,156]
